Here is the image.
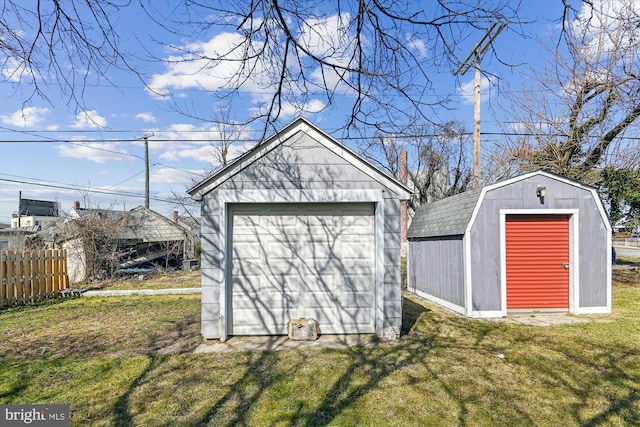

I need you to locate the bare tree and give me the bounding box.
[2,1,522,135]
[359,120,473,210]
[148,1,523,136]
[63,210,127,283]
[206,108,247,169]
[0,0,140,108]
[488,0,640,183]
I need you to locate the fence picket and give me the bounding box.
[38,249,46,299]
[0,250,70,309]
[0,252,6,307]
[24,251,33,303]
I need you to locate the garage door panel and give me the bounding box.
[339,291,375,307]
[343,275,374,292]
[230,202,376,336]
[300,274,336,293]
[233,309,290,335]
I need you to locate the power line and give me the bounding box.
[2,132,639,143]
[0,177,179,204]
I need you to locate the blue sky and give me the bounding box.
[0,1,576,223]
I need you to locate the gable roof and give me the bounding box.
[126,206,193,234]
[407,170,608,239]
[187,116,411,200]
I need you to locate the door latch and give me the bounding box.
[561,263,570,269]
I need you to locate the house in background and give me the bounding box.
[0,226,41,250]
[188,117,411,342]
[10,198,60,230]
[50,205,197,283]
[407,171,612,318]
[2,198,61,250]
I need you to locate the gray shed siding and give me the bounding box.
[198,129,405,339]
[469,175,609,312]
[408,236,465,307]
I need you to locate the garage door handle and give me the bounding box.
[561,263,570,269]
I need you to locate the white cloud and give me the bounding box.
[406,36,428,58]
[573,0,639,56]
[299,13,355,92]
[458,76,494,105]
[151,167,202,185]
[135,112,157,123]
[250,99,326,120]
[0,107,49,127]
[298,13,352,65]
[147,32,260,97]
[148,14,355,106]
[71,110,107,129]
[57,141,134,164]
[1,57,31,83]
[148,122,254,165]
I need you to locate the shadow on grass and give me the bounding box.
[4,293,637,426]
[113,355,163,426]
[400,296,429,336]
[102,293,639,426]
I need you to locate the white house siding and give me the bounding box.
[62,238,86,284]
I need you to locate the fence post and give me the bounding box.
[0,251,6,308]
[7,252,15,307]
[61,249,69,290]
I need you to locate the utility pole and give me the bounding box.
[144,136,149,209]
[454,20,507,188]
[135,134,154,209]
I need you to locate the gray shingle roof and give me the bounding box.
[407,188,482,238]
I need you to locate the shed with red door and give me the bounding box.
[407,171,611,317]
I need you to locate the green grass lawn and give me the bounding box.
[1,269,638,426]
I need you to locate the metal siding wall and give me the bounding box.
[408,237,464,306]
[218,134,382,191]
[579,197,609,307]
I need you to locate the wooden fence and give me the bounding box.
[0,249,70,308]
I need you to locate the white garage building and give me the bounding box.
[188,117,411,341]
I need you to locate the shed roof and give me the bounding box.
[407,188,482,238]
[407,170,608,239]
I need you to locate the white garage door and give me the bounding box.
[229,203,376,335]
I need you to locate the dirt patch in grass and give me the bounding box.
[613,266,640,287]
[0,295,202,361]
[76,269,201,291]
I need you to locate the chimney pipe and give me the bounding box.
[74,201,80,209]
[173,211,179,223]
